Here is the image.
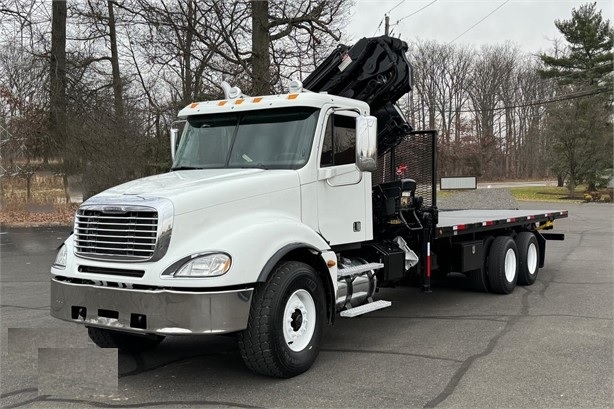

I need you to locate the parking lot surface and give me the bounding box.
[1,202,612,408]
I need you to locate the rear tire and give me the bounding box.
[87,327,164,353]
[469,236,494,292]
[516,232,539,285]
[238,261,325,378]
[487,236,518,294]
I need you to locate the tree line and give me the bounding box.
[0,0,611,200]
[407,2,612,191]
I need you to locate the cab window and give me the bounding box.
[320,114,356,167]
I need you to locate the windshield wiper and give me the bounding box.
[171,166,203,171]
[239,163,268,170]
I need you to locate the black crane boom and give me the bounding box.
[303,36,413,157]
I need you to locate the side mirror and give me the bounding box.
[355,115,377,172]
[170,120,185,161]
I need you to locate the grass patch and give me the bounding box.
[437,190,455,199]
[509,185,585,202]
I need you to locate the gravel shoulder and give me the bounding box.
[438,188,519,210]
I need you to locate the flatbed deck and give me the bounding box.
[435,209,568,238]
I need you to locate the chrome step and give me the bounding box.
[337,262,384,278]
[340,300,392,318]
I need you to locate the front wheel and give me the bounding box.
[238,261,325,378]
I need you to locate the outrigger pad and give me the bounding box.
[303,36,414,157]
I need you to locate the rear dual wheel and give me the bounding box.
[469,236,494,293]
[516,232,540,285]
[487,236,519,294]
[472,232,539,294]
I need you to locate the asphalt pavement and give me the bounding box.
[1,202,612,408]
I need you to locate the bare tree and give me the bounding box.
[128,0,233,107]
[495,44,521,178]
[107,0,124,120]
[252,0,349,93]
[511,59,551,179]
[409,40,439,130]
[465,45,516,178]
[409,41,475,177]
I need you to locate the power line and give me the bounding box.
[458,86,610,113]
[374,0,407,36]
[373,18,384,36]
[488,66,609,99]
[396,0,438,23]
[448,0,510,45]
[387,0,406,14]
[501,66,612,98]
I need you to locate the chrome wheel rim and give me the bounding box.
[527,242,538,275]
[283,289,316,352]
[504,248,517,283]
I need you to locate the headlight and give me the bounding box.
[170,253,232,278]
[54,245,67,269]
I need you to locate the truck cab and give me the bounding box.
[173,89,376,246]
[50,86,381,377]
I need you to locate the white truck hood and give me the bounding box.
[92,169,300,215]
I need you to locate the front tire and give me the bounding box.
[238,261,325,378]
[487,236,518,294]
[87,327,164,353]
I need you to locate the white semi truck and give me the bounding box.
[50,36,567,378]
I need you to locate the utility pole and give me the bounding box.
[384,14,390,36]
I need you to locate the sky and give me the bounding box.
[347,0,614,54]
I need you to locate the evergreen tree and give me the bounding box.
[539,2,613,87]
[539,2,613,192]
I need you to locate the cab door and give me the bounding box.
[316,111,367,246]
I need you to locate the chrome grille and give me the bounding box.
[75,207,159,261]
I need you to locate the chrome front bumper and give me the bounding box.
[50,278,253,335]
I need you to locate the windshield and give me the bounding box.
[172,107,319,170]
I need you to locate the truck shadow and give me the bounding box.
[115,274,479,381]
[118,334,244,378]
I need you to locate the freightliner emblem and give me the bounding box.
[103,206,128,214]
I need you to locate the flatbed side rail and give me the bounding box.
[435,210,569,239]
